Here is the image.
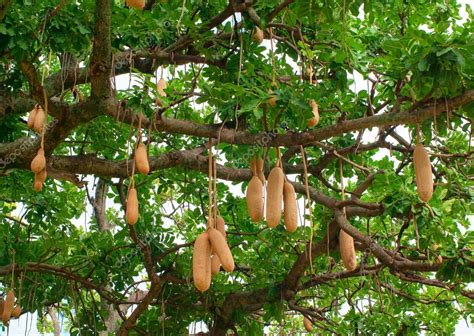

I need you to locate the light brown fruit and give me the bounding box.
[339,229,357,271]
[0,299,4,316]
[252,27,264,44]
[267,89,277,107]
[413,143,433,202]
[34,180,43,192]
[11,305,21,318]
[30,148,46,173]
[36,168,47,183]
[211,254,221,276]
[307,99,320,127]
[208,228,234,272]
[266,166,284,228]
[283,181,298,233]
[126,0,145,10]
[34,169,47,192]
[246,175,264,222]
[208,215,227,238]
[303,317,313,332]
[125,187,139,225]
[33,106,45,133]
[2,290,15,325]
[27,106,37,129]
[192,232,212,292]
[157,78,167,97]
[215,215,226,238]
[135,143,150,175]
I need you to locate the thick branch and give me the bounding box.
[334,209,440,272]
[112,90,474,146]
[89,0,112,99]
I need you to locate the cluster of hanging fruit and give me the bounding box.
[246,155,298,232]
[125,134,150,226]
[27,105,48,192]
[192,146,235,292]
[0,290,21,325]
[121,76,167,225]
[192,214,234,292]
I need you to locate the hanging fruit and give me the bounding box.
[126,0,145,10]
[192,231,212,292]
[246,162,264,222]
[31,148,46,173]
[339,229,357,271]
[27,105,37,129]
[208,228,234,272]
[34,169,47,192]
[303,316,313,332]
[413,143,433,202]
[157,78,167,97]
[214,215,226,238]
[33,106,45,133]
[1,290,15,325]
[10,305,21,318]
[283,181,298,232]
[307,99,319,127]
[135,143,150,175]
[125,187,139,225]
[252,27,264,44]
[266,162,284,228]
[211,254,221,276]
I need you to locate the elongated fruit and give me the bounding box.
[215,216,226,238]
[0,299,4,316]
[126,0,145,10]
[27,106,37,129]
[208,228,234,272]
[252,27,264,44]
[413,143,433,202]
[283,181,298,233]
[11,305,21,318]
[2,290,14,324]
[125,187,139,225]
[33,106,45,133]
[211,254,221,276]
[246,175,263,222]
[31,148,46,173]
[208,215,227,238]
[266,166,284,228]
[303,317,313,332]
[135,143,150,175]
[157,78,167,97]
[339,229,357,271]
[193,232,211,292]
[307,99,319,127]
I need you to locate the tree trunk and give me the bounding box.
[47,307,61,336]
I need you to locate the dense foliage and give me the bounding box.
[0,0,473,335]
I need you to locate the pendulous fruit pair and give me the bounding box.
[193,216,234,292]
